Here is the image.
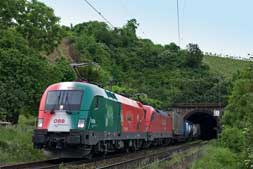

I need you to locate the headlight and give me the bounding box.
[37,118,43,128]
[78,119,85,128]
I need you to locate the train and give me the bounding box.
[33,82,200,158]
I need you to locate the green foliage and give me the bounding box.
[110,85,138,96]
[222,79,253,128]
[0,29,44,123]
[0,125,45,164]
[203,55,251,79]
[0,0,240,122]
[0,0,252,165]
[192,65,253,169]
[191,145,240,169]
[69,20,228,109]
[220,64,253,168]
[0,0,62,52]
[136,95,162,108]
[77,66,110,85]
[222,65,253,128]
[0,0,73,122]
[220,126,245,153]
[0,28,75,123]
[54,58,76,81]
[184,43,204,68]
[109,85,162,108]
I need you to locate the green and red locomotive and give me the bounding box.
[33,81,200,158]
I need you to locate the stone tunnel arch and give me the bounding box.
[184,110,218,140]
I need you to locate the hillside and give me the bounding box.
[203,55,251,79]
[51,40,252,81]
[54,21,230,108]
[1,1,253,167]
[0,0,235,122]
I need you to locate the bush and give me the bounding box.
[220,126,245,153]
[191,145,240,169]
[0,29,75,123]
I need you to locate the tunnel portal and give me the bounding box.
[185,111,218,140]
[171,103,223,140]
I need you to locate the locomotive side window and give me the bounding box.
[45,90,83,111]
[127,113,132,121]
[94,96,99,109]
[151,113,155,121]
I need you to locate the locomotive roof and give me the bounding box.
[48,82,142,109]
[157,109,169,116]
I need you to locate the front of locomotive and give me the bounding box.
[33,82,94,158]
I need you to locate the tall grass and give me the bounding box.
[0,115,45,165]
[190,143,241,169]
[203,55,251,79]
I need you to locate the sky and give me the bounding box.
[40,0,253,58]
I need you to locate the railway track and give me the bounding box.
[0,158,89,169]
[0,140,205,169]
[69,140,205,169]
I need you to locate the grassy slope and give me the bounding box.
[203,55,251,79]
[190,143,239,169]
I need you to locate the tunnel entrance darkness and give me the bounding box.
[186,112,218,140]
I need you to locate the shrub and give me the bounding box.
[0,125,45,165]
[191,145,240,169]
[220,126,245,153]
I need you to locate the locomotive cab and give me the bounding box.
[42,90,84,132]
[33,82,103,157]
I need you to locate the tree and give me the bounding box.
[0,0,26,28]
[0,29,74,123]
[185,43,203,68]
[70,20,226,109]
[0,47,49,123]
[54,58,76,82]
[123,19,139,36]
[120,19,139,47]
[0,0,62,52]
[164,42,180,52]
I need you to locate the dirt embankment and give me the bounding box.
[46,38,79,62]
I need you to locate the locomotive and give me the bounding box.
[33,82,200,158]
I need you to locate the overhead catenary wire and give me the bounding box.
[83,0,115,28]
[176,0,181,47]
[180,0,186,47]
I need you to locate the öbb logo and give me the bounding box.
[53,119,65,124]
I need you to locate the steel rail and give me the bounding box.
[0,141,205,169]
[0,158,87,169]
[96,141,205,169]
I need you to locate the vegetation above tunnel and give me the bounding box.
[66,20,230,109]
[0,0,250,124]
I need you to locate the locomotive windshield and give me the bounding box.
[45,90,83,111]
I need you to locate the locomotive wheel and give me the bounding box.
[131,141,138,151]
[86,153,93,160]
[125,146,130,153]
